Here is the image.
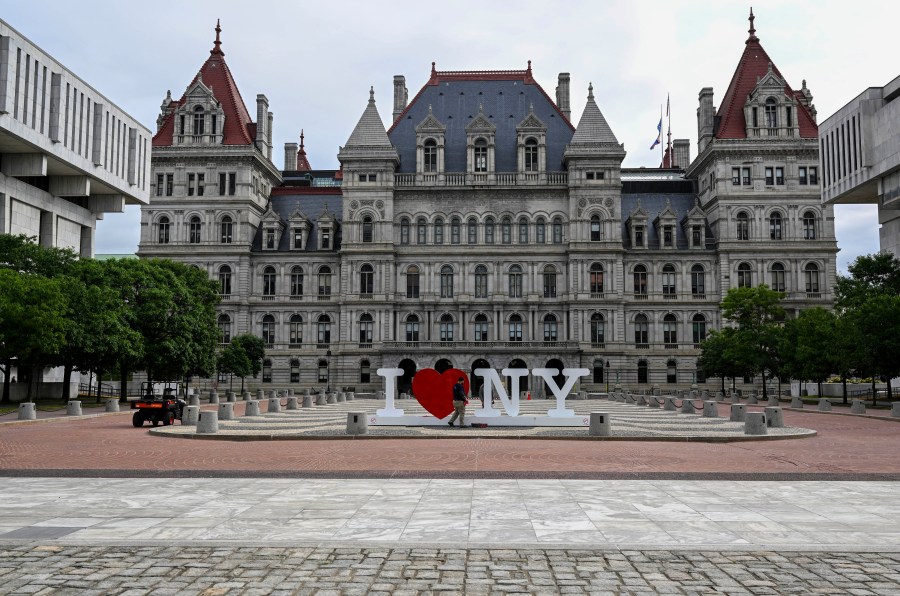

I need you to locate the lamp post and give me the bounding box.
[615,363,621,391]
[605,360,610,395]
[325,349,332,393]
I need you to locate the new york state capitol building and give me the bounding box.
[138,15,837,396]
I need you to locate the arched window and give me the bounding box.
[501,217,512,244]
[474,138,488,172]
[508,265,523,298]
[405,314,420,342]
[439,314,455,342]
[217,314,231,344]
[590,313,605,346]
[662,264,677,296]
[400,218,410,245]
[765,97,777,129]
[736,211,749,240]
[589,263,604,295]
[289,314,303,347]
[474,313,489,341]
[290,266,304,297]
[193,105,205,135]
[406,265,420,298]
[451,218,461,244]
[261,315,275,346]
[691,264,705,297]
[803,211,817,239]
[633,265,648,296]
[518,217,528,244]
[262,358,272,383]
[416,217,427,244]
[359,264,374,295]
[524,137,539,172]
[474,264,488,298]
[218,265,232,296]
[423,139,438,173]
[467,218,478,244]
[220,215,233,244]
[434,218,444,245]
[316,314,331,347]
[552,217,563,243]
[634,314,649,345]
[805,263,820,293]
[189,216,201,244]
[769,212,783,240]
[535,217,546,244]
[508,314,523,342]
[593,359,604,383]
[262,266,277,296]
[485,217,495,244]
[359,313,374,346]
[737,262,752,288]
[290,358,300,383]
[440,265,454,298]
[637,359,648,384]
[663,314,678,346]
[362,216,373,243]
[318,266,332,297]
[158,216,170,244]
[543,313,558,343]
[590,215,601,241]
[692,314,707,346]
[770,262,786,292]
[543,265,557,298]
[360,359,371,384]
[666,359,678,384]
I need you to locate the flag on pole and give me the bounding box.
[650,118,662,150]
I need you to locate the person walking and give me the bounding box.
[448,377,467,427]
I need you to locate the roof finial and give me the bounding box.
[587,83,594,101]
[211,19,224,56]
[428,104,433,115]
[527,59,532,75]
[300,129,305,149]
[369,86,375,103]
[431,61,437,76]
[747,7,759,43]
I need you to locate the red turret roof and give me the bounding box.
[714,10,817,139]
[296,130,312,171]
[153,21,256,147]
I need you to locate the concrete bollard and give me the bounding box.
[625,394,636,404]
[17,402,36,420]
[376,390,384,402]
[66,401,82,416]
[327,393,337,404]
[197,410,218,434]
[744,412,768,435]
[715,392,725,402]
[302,395,313,408]
[765,407,784,428]
[636,395,647,406]
[578,391,587,401]
[400,392,409,400]
[257,389,265,401]
[337,392,346,403]
[746,394,758,405]
[209,391,219,404]
[243,391,252,401]
[588,412,611,436]
[268,397,281,413]
[892,402,900,418]
[268,390,279,401]
[347,392,355,401]
[767,395,780,407]
[281,389,290,399]
[188,395,200,407]
[701,390,710,400]
[648,396,660,409]
[850,400,866,414]
[702,401,719,418]
[730,404,747,422]
[226,391,236,403]
[218,402,234,420]
[680,400,696,414]
[346,411,368,435]
[182,405,200,425]
[316,394,327,406]
[730,395,742,404]
[663,397,677,411]
[245,401,260,416]
[105,399,120,413]
[790,396,804,408]
[818,399,832,412]
[286,396,299,410]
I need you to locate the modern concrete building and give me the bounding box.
[140,13,836,395]
[0,19,151,256]
[820,74,900,256]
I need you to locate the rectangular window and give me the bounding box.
[586,172,594,180]
[786,106,793,128]
[197,173,205,196]
[156,173,164,197]
[732,167,740,185]
[775,167,784,185]
[293,229,303,249]
[809,167,818,185]
[165,174,173,196]
[219,172,226,195]
[228,173,236,195]
[663,226,673,247]
[765,167,774,185]
[752,107,758,128]
[188,173,195,196]
[634,225,644,247]
[799,166,808,185]
[691,225,702,247]
[358,174,366,182]
[742,167,751,186]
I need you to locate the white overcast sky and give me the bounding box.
[5,0,895,271]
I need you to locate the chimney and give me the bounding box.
[556,73,571,119]
[697,87,715,153]
[673,139,691,169]
[393,75,408,121]
[255,94,269,151]
[284,142,298,171]
[267,111,274,160]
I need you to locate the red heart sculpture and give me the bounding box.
[411,368,470,419]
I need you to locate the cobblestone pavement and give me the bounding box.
[1,545,899,595]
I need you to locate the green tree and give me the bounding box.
[835,252,900,309]
[0,234,77,277]
[782,307,840,398]
[851,294,900,404]
[231,334,266,380]
[697,328,745,392]
[217,341,252,391]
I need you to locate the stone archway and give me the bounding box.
[435,358,453,374]
[398,358,417,396]
[543,358,566,398]
[507,358,529,393]
[470,358,490,400]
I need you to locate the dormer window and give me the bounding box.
[634,225,644,247]
[524,138,538,172]
[423,139,438,173]
[193,106,205,136]
[663,225,673,247]
[474,139,488,172]
[321,229,331,250]
[691,225,702,247]
[764,98,777,129]
[265,227,276,249]
[293,228,303,249]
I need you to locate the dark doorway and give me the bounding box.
[471,358,490,399]
[507,358,529,394]
[543,358,565,397]
[398,359,417,396]
[435,358,453,374]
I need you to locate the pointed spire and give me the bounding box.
[570,83,619,145]
[345,87,393,148]
[300,129,305,150]
[588,83,594,101]
[747,7,759,43]
[211,19,224,56]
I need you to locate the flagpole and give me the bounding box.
[667,93,672,168]
[660,104,664,165]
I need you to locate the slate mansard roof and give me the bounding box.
[251,189,343,252]
[388,65,576,173]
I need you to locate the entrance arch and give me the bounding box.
[543,358,566,397]
[398,358,417,396]
[470,358,490,398]
[507,358,528,393]
[435,358,453,374]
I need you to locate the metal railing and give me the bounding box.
[394,172,569,187]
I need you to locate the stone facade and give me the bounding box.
[139,15,836,395]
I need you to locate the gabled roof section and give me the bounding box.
[714,10,817,139]
[153,21,255,147]
[345,87,393,148]
[570,84,619,145]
